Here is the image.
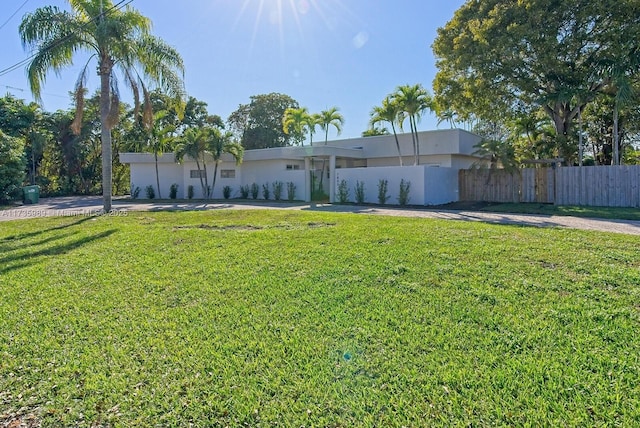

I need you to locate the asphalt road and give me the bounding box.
[2,196,640,236]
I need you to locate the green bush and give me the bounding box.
[223,185,232,200]
[145,185,155,199]
[262,183,270,200]
[240,185,250,199]
[187,185,194,200]
[251,183,259,200]
[287,182,296,201]
[377,179,389,205]
[398,179,411,206]
[272,181,283,201]
[354,181,365,204]
[337,179,350,203]
[0,132,26,203]
[131,184,141,199]
[169,183,179,199]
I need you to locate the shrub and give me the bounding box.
[251,183,259,199]
[377,179,389,205]
[187,185,194,200]
[131,185,141,199]
[287,182,296,201]
[223,185,232,200]
[240,185,250,199]
[0,132,26,203]
[262,183,270,200]
[398,179,411,206]
[145,185,155,199]
[169,183,179,199]
[337,179,350,203]
[354,181,365,204]
[272,181,283,201]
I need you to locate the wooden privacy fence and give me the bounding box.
[459,166,640,207]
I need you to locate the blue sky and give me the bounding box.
[1,0,465,140]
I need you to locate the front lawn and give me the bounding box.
[1,210,639,426]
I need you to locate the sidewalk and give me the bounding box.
[2,196,640,235]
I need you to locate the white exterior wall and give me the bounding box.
[130,161,183,199]
[334,166,427,205]
[239,159,306,200]
[334,165,460,206]
[423,167,459,205]
[181,161,243,199]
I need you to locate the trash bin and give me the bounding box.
[23,185,40,204]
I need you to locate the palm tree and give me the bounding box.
[599,47,640,165]
[283,107,317,146]
[393,84,432,165]
[370,96,405,166]
[207,129,244,199]
[20,0,184,211]
[175,127,209,197]
[318,107,344,144]
[316,107,344,189]
[147,111,176,199]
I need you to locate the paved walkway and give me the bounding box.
[2,196,640,235]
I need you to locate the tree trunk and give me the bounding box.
[202,160,209,198]
[211,161,219,200]
[154,150,162,199]
[613,101,620,165]
[391,123,403,167]
[413,116,421,166]
[99,61,113,212]
[195,158,206,197]
[410,118,418,166]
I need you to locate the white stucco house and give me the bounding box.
[119,129,483,206]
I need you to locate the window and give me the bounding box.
[286,164,300,170]
[190,169,205,178]
[220,169,236,178]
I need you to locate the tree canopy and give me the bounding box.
[228,93,304,149]
[433,0,640,162]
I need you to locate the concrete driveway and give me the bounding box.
[2,196,640,235]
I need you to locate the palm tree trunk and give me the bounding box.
[154,150,162,199]
[195,158,206,197]
[202,160,209,198]
[211,161,219,200]
[391,123,403,167]
[413,116,421,166]
[410,118,418,166]
[613,101,620,165]
[99,66,112,212]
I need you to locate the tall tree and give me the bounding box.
[175,127,209,197]
[370,96,405,166]
[432,0,638,158]
[597,45,640,165]
[318,107,344,144]
[228,93,303,149]
[146,111,177,199]
[393,84,432,165]
[20,0,184,211]
[207,129,244,199]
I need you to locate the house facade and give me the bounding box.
[119,129,483,205]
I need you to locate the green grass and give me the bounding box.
[479,203,640,221]
[1,210,639,426]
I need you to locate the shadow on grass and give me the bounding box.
[0,228,116,275]
[0,216,96,245]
